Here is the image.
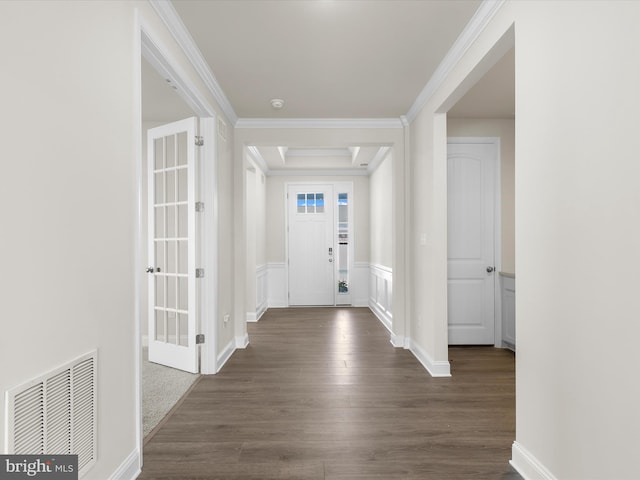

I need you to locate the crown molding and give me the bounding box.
[367,146,391,174]
[286,148,352,157]
[235,118,404,130]
[405,0,506,123]
[246,146,269,174]
[148,0,238,125]
[267,169,369,177]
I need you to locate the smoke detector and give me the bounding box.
[270,98,285,110]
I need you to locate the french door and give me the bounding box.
[147,118,199,373]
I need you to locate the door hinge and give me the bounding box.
[195,202,205,212]
[195,136,204,146]
[196,334,205,344]
[196,268,205,278]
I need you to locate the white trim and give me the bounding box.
[148,0,238,124]
[199,117,219,374]
[235,333,250,349]
[287,148,352,157]
[247,146,269,174]
[370,298,393,333]
[235,118,404,129]
[133,9,144,463]
[390,334,407,348]
[511,442,558,480]
[367,146,391,174]
[268,169,369,177]
[409,339,451,377]
[252,264,268,321]
[369,264,393,332]
[216,338,235,373]
[108,449,141,480]
[405,0,507,123]
[140,25,215,119]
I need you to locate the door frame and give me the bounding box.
[135,11,220,462]
[447,137,502,347]
[284,181,354,307]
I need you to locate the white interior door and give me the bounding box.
[288,184,335,306]
[147,118,199,373]
[447,140,497,345]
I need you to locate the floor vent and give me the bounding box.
[5,350,97,477]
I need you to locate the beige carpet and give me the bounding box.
[142,347,200,437]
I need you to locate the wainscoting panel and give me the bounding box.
[266,262,287,307]
[500,273,516,351]
[352,262,370,307]
[369,264,393,332]
[247,264,268,322]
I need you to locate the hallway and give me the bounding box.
[139,308,521,479]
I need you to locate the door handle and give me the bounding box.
[146,267,161,273]
[486,266,495,273]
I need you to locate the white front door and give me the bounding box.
[147,118,199,373]
[288,184,335,306]
[447,139,497,345]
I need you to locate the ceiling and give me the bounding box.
[142,0,514,172]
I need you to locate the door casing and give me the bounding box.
[285,181,355,307]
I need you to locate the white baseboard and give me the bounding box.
[511,442,558,480]
[216,338,235,373]
[370,299,393,332]
[235,333,249,349]
[246,306,266,323]
[409,339,451,377]
[390,334,407,348]
[108,448,140,480]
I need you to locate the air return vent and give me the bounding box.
[5,350,97,477]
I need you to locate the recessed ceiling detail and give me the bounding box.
[249,144,391,176]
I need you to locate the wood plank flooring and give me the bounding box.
[139,307,522,479]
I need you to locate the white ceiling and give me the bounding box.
[141,0,515,172]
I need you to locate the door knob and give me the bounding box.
[146,267,161,273]
[486,266,495,273]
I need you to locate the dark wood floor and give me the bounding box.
[139,307,522,479]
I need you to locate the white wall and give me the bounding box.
[409,1,640,478]
[447,118,515,273]
[214,117,236,354]
[0,2,139,477]
[369,150,393,268]
[266,175,370,265]
[0,2,238,476]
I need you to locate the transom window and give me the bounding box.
[297,192,325,214]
